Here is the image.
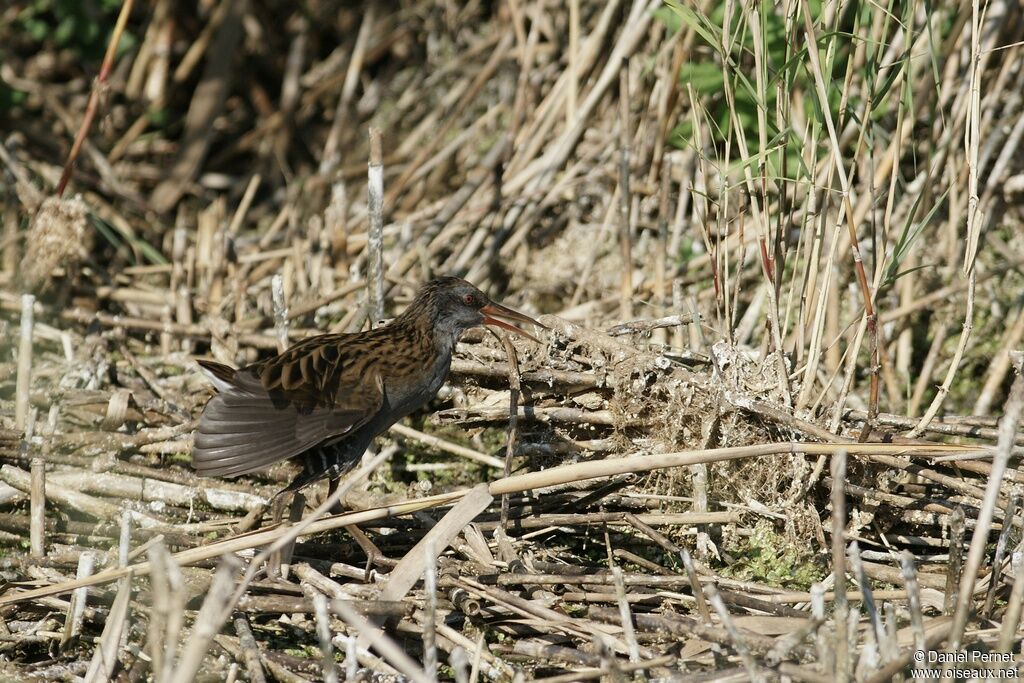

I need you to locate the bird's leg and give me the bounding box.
[323,461,393,574]
[266,452,329,525]
[326,477,345,515]
[345,523,395,579]
[266,491,289,579]
[266,456,342,581]
[269,489,290,525]
[267,488,305,580]
[278,492,305,580]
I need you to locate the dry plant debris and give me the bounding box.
[0,0,1023,681]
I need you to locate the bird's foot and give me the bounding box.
[267,492,305,580]
[344,523,395,579]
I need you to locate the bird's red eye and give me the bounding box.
[463,293,475,305]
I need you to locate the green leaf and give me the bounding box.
[663,0,721,49]
[55,15,77,45]
[147,107,170,127]
[881,182,952,289]
[653,5,682,33]
[668,120,694,148]
[0,85,27,110]
[25,18,49,42]
[679,61,724,92]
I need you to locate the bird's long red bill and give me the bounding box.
[481,302,546,342]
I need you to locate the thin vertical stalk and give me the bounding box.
[343,635,358,681]
[169,556,243,683]
[798,0,877,427]
[947,368,1024,651]
[654,153,672,346]
[618,62,633,320]
[56,0,135,196]
[29,457,44,559]
[313,592,338,683]
[944,506,966,615]
[900,552,926,659]
[60,552,96,652]
[997,550,1024,653]
[706,585,761,681]
[567,0,579,128]
[847,542,882,676]
[367,127,385,324]
[831,450,849,681]
[233,614,267,683]
[320,6,375,175]
[679,549,712,625]
[271,274,288,353]
[983,493,1021,617]
[811,583,833,673]
[15,294,34,433]
[325,182,349,275]
[612,567,641,665]
[118,510,131,568]
[908,0,981,437]
[451,646,470,683]
[423,539,439,681]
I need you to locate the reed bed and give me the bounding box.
[0,0,1023,680]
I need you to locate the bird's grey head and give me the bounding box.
[401,276,545,348]
[421,277,490,340]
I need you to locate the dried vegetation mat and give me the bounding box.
[1,0,1024,681]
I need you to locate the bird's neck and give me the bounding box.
[391,303,462,359]
[426,316,465,358]
[431,323,463,357]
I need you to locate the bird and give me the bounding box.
[191,276,544,504]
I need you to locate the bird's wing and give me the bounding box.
[191,342,383,478]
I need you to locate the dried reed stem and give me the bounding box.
[830,450,849,680]
[271,273,289,353]
[15,294,33,433]
[29,457,43,558]
[422,539,438,680]
[617,62,633,320]
[367,127,385,324]
[946,366,1024,650]
[56,0,135,196]
[59,552,95,652]
[313,592,338,683]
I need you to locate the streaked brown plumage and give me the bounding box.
[192,277,543,495]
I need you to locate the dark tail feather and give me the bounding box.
[196,359,238,393]
[192,391,312,477]
[192,365,366,479]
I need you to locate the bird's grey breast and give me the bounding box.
[382,351,453,420]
